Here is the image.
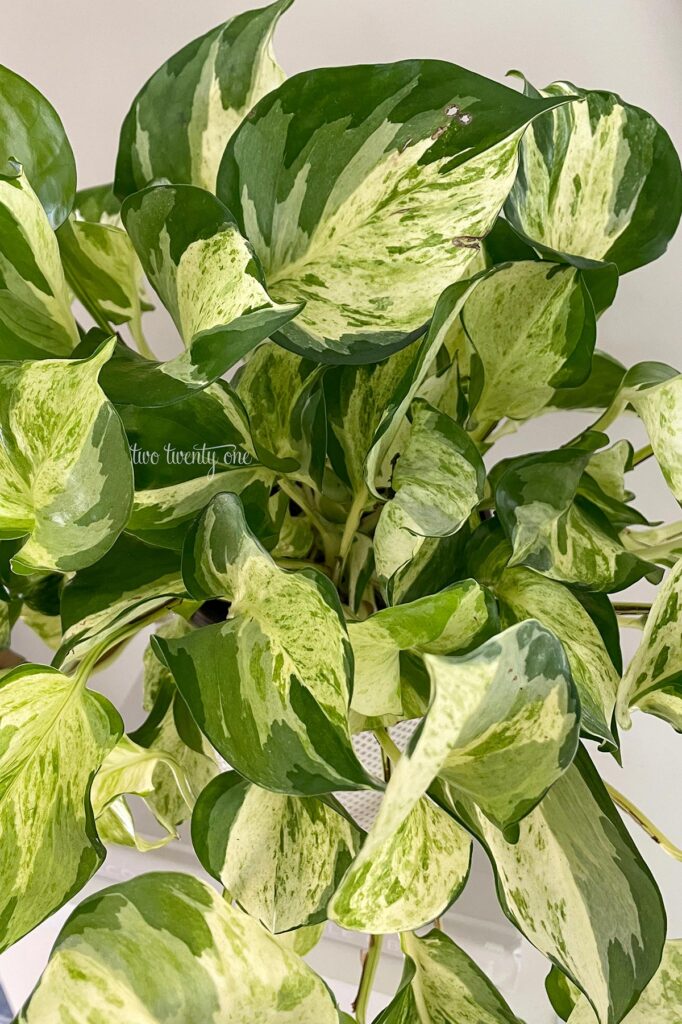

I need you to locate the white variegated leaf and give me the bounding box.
[348,579,494,722]
[568,941,682,1024]
[17,872,340,1023]
[461,260,595,429]
[218,62,569,362]
[375,929,525,1023]
[617,557,682,732]
[0,171,79,358]
[506,80,682,274]
[626,370,682,502]
[328,791,471,933]
[437,747,666,1024]
[193,772,362,933]
[374,399,485,590]
[495,565,619,746]
[155,492,376,795]
[115,1,293,197]
[0,341,133,574]
[0,663,121,951]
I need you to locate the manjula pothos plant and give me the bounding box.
[0,2,681,1021]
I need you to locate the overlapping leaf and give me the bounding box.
[0,170,79,358]
[0,64,76,228]
[495,445,660,592]
[506,79,682,274]
[617,557,682,732]
[0,662,121,952]
[16,872,340,1023]
[437,747,666,1024]
[374,399,485,592]
[567,941,682,1024]
[348,579,495,724]
[155,492,376,794]
[376,929,525,1023]
[193,771,361,933]
[115,0,293,198]
[460,259,595,429]
[0,341,133,574]
[218,61,569,362]
[119,184,302,398]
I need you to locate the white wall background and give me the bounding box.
[3,1,681,1020]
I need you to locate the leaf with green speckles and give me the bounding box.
[348,579,496,726]
[506,79,682,274]
[217,62,570,363]
[494,445,661,592]
[234,341,327,486]
[567,940,682,1023]
[461,260,596,429]
[155,492,377,795]
[617,557,682,732]
[117,184,302,401]
[436,746,666,1024]
[624,366,682,502]
[115,1,293,199]
[374,399,485,595]
[192,771,362,932]
[374,929,525,1023]
[0,65,76,229]
[0,170,79,359]
[0,341,133,575]
[16,872,340,1023]
[0,662,121,952]
[328,791,471,933]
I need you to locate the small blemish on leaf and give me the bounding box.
[451,235,481,250]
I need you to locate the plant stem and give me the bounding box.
[353,934,384,1024]
[613,602,652,615]
[335,486,369,584]
[607,783,682,861]
[374,728,402,765]
[631,443,653,467]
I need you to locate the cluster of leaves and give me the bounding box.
[1,2,681,1021]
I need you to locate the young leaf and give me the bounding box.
[0,64,76,228]
[495,564,620,747]
[348,579,495,722]
[374,399,485,590]
[567,940,682,1023]
[328,792,471,933]
[121,184,302,391]
[91,734,195,848]
[16,872,340,1023]
[437,747,666,1024]
[0,341,133,574]
[114,0,293,198]
[0,170,79,358]
[495,447,661,592]
[155,492,377,794]
[626,366,682,501]
[461,260,596,428]
[617,557,682,732]
[192,771,362,933]
[506,80,682,274]
[217,62,570,363]
[0,663,121,952]
[375,929,525,1023]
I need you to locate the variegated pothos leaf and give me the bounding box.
[0,340,133,574]
[218,62,570,362]
[567,941,682,1024]
[155,492,376,794]
[0,662,121,952]
[17,872,340,1023]
[115,0,293,197]
[192,771,362,933]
